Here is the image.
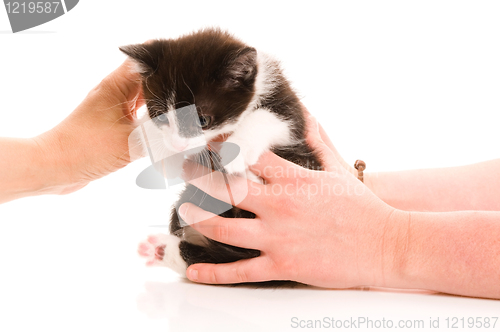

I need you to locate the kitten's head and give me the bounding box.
[120,29,258,153]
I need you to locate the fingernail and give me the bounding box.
[179,204,188,219]
[188,268,198,281]
[311,116,320,132]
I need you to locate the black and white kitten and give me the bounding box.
[121,29,322,280]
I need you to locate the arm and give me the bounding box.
[0,138,65,203]
[366,161,500,212]
[305,108,500,212]
[390,210,500,298]
[178,116,500,299]
[0,60,143,204]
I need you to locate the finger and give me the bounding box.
[127,84,144,120]
[302,105,357,175]
[317,121,356,172]
[103,60,142,97]
[303,114,340,172]
[99,60,143,121]
[186,256,277,284]
[122,60,144,120]
[248,150,302,183]
[182,159,264,211]
[301,104,336,152]
[179,203,263,249]
[134,88,145,112]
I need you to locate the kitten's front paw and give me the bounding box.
[220,143,247,175]
[223,156,247,175]
[220,141,262,176]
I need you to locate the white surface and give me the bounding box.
[1,1,499,331]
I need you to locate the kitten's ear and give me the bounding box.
[225,47,257,88]
[119,43,158,75]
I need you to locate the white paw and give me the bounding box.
[223,153,247,175]
[138,234,187,275]
[220,141,263,175]
[244,146,263,167]
[246,169,264,184]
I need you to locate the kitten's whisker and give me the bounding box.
[144,77,165,106]
[174,101,191,108]
[105,113,139,130]
[94,101,132,112]
[181,75,196,105]
[196,149,215,207]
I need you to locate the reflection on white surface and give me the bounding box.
[136,281,499,332]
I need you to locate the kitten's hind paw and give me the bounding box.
[137,234,188,275]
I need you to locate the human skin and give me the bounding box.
[179,115,500,299]
[311,109,500,212]
[0,60,143,204]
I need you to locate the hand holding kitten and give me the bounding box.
[180,114,500,299]
[179,115,404,289]
[0,60,143,203]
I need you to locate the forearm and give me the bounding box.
[386,209,500,299]
[0,136,72,204]
[0,138,44,203]
[366,159,500,212]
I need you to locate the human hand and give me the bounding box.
[301,105,358,178]
[33,60,144,195]
[178,117,408,288]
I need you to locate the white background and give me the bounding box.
[1,1,499,331]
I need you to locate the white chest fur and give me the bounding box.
[221,108,292,178]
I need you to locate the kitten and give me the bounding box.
[121,29,322,282]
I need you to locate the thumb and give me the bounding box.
[249,150,301,183]
[304,114,341,172]
[105,59,143,99]
[98,60,144,121]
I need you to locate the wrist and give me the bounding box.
[32,128,84,195]
[0,138,39,201]
[0,136,69,203]
[363,172,405,211]
[371,207,412,289]
[363,171,377,195]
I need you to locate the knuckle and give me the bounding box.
[209,270,219,284]
[277,196,299,217]
[201,177,226,198]
[214,223,230,243]
[267,258,282,279]
[96,76,115,94]
[274,193,288,207]
[235,266,248,283]
[88,77,116,103]
[295,174,310,186]
[270,256,294,280]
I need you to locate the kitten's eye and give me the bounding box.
[156,113,169,125]
[199,115,212,129]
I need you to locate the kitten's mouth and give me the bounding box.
[207,133,231,155]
